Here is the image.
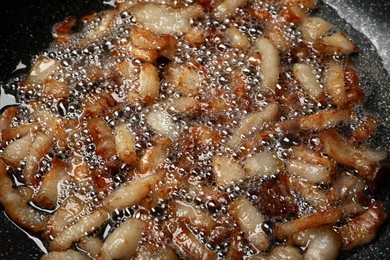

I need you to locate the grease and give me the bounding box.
[3,212,48,254]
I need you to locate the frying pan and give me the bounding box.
[0,0,389,259]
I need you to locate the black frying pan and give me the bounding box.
[0,0,389,259]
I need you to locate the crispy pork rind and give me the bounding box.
[293,63,324,100]
[313,32,357,55]
[33,158,71,209]
[1,133,35,168]
[214,0,251,21]
[77,236,103,259]
[166,221,218,259]
[86,117,117,163]
[228,103,279,147]
[229,196,270,252]
[274,208,342,240]
[21,57,59,88]
[318,129,387,182]
[145,109,179,139]
[212,155,246,187]
[255,38,281,93]
[244,151,284,177]
[338,202,387,250]
[291,227,341,260]
[114,123,137,164]
[0,107,18,133]
[131,3,204,34]
[0,159,48,232]
[44,196,87,239]
[51,208,111,251]
[299,16,332,42]
[171,199,217,234]
[133,243,178,260]
[99,218,146,259]
[102,173,163,212]
[324,60,347,107]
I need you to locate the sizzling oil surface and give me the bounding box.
[0,0,388,259]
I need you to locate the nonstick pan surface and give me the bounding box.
[0,0,389,259]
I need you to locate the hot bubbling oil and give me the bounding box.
[0,0,385,258]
